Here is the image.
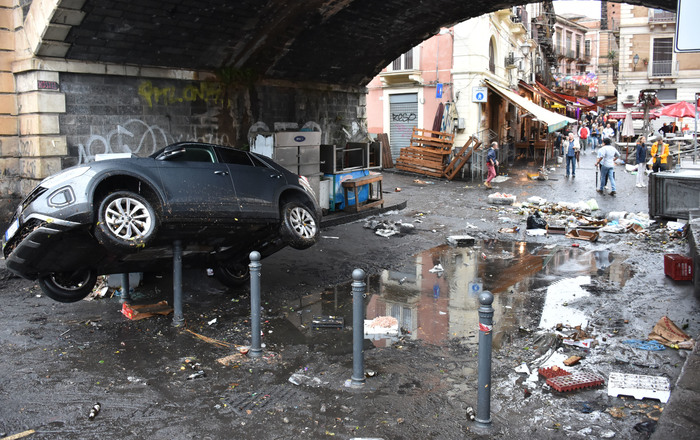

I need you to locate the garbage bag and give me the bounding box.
[526,211,547,230]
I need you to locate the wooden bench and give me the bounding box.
[341,174,384,213]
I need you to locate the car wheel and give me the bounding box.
[96,191,158,250]
[38,269,97,303]
[279,201,319,250]
[213,260,251,287]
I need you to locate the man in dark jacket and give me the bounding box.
[485,141,499,188]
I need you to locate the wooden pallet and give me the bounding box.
[409,127,454,152]
[395,128,455,178]
[444,136,482,180]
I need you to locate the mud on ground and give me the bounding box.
[1,159,698,439]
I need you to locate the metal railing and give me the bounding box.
[649,10,676,23]
[651,60,674,77]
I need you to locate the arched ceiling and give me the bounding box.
[30,0,677,86]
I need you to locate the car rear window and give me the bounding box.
[217,148,263,167]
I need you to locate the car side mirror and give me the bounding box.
[156,146,186,161]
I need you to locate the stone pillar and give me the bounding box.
[0,0,19,227]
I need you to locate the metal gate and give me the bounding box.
[389,93,418,158]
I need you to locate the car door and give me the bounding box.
[215,147,283,220]
[155,144,239,220]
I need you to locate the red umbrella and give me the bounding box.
[654,101,700,118]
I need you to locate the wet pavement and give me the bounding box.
[1,151,698,439]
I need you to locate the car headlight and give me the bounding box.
[41,166,91,189]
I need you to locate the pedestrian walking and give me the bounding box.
[602,123,614,140]
[635,135,647,188]
[564,132,580,178]
[595,138,620,196]
[650,137,669,172]
[590,124,599,152]
[578,124,590,152]
[484,141,499,188]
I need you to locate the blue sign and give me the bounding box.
[436,83,443,98]
[294,135,306,142]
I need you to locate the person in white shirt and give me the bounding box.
[564,132,580,178]
[602,123,614,140]
[595,138,621,196]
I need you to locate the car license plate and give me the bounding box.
[4,219,19,243]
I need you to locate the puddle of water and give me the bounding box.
[271,240,632,351]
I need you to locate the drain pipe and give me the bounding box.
[249,251,262,358]
[475,290,494,428]
[350,268,366,386]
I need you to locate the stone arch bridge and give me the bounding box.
[0,0,675,226]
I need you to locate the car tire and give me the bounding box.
[38,269,97,303]
[279,201,319,250]
[213,260,251,287]
[96,191,158,251]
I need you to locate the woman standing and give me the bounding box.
[635,136,647,188]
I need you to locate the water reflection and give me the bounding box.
[280,241,632,350]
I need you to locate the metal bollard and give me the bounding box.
[350,268,366,386]
[248,251,262,358]
[120,273,131,304]
[475,290,494,428]
[172,240,184,327]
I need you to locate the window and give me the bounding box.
[489,39,495,73]
[584,40,591,57]
[575,36,581,59]
[169,146,215,163]
[656,88,677,101]
[217,147,254,166]
[391,48,415,71]
[652,37,673,76]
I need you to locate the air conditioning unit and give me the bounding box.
[505,52,517,69]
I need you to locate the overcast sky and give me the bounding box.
[553,0,602,19]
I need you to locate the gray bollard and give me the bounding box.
[248,251,262,358]
[120,273,131,304]
[172,240,184,327]
[475,290,494,428]
[350,268,366,386]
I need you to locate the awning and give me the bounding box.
[534,80,567,106]
[485,79,576,133]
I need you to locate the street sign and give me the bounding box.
[676,0,700,52]
[436,83,443,98]
[473,86,487,103]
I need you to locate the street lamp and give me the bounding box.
[632,54,639,71]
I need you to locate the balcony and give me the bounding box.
[650,60,676,78]
[649,10,676,24]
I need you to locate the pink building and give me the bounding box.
[366,30,454,158]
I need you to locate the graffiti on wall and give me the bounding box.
[76,119,229,164]
[391,112,417,123]
[138,80,225,108]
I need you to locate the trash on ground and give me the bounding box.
[121,301,173,320]
[446,235,476,246]
[515,363,530,374]
[526,229,547,236]
[607,372,670,403]
[527,171,548,181]
[498,227,520,234]
[312,315,344,329]
[622,339,666,351]
[289,371,327,387]
[648,316,695,349]
[547,372,605,392]
[487,192,516,205]
[664,254,693,281]
[565,229,599,242]
[184,329,231,348]
[538,366,570,379]
[88,402,101,420]
[187,370,206,380]
[526,211,547,229]
[563,356,582,366]
[633,420,658,434]
[563,338,595,349]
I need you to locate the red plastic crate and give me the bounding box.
[547,372,605,392]
[664,254,693,281]
[538,366,571,379]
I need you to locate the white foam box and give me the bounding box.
[607,372,670,403]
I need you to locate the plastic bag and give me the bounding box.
[526,211,547,229]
